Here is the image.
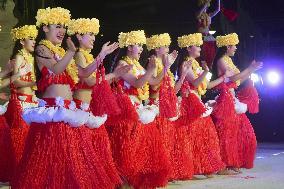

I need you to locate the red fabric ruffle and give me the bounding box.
[168,120,194,180]
[90,126,122,187]
[159,75,178,118]
[4,87,29,169]
[180,82,206,123]
[0,115,14,182]
[212,83,240,168]
[132,122,171,189]
[90,66,121,117]
[12,122,118,189]
[187,117,225,174]
[37,67,75,92]
[237,114,257,169]
[75,81,93,90]
[237,80,260,114]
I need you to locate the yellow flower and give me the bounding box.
[78,48,96,78]
[17,49,37,90]
[67,18,100,36]
[178,33,203,48]
[222,55,240,86]
[123,56,149,101]
[146,33,171,50]
[216,33,239,47]
[11,25,38,41]
[186,57,208,96]
[36,7,71,27]
[118,30,146,48]
[39,40,79,84]
[155,58,175,87]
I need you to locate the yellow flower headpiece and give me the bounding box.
[216,33,239,47]
[177,33,203,48]
[146,33,171,50]
[67,18,100,36]
[118,30,146,48]
[11,25,38,41]
[36,7,71,27]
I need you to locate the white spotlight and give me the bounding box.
[267,71,280,85]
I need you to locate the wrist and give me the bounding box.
[67,49,76,55]
[99,51,106,60]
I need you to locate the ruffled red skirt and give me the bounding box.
[1,94,30,181]
[170,119,194,180]
[187,116,225,174]
[212,86,241,168]
[11,121,118,189]
[213,115,240,168]
[0,115,14,182]
[132,121,171,189]
[90,125,122,187]
[237,114,257,169]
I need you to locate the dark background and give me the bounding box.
[7,0,284,142]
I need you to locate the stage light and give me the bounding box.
[209,30,216,35]
[267,71,280,85]
[251,73,260,83]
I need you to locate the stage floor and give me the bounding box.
[1,143,284,189]
[165,143,284,189]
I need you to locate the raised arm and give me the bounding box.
[35,37,76,74]
[197,2,210,18]
[174,61,191,93]
[209,0,221,17]
[149,51,178,86]
[120,57,156,88]
[218,59,262,84]
[78,42,119,78]
[185,61,208,88]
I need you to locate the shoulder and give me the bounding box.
[35,45,53,58]
[118,59,127,66]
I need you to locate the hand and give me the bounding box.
[201,61,209,72]
[168,50,178,66]
[100,42,119,57]
[147,55,157,72]
[114,64,132,78]
[249,60,263,71]
[66,37,77,52]
[224,69,234,77]
[162,54,170,71]
[0,92,9,100]
[181,62,191,76]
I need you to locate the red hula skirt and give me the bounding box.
[11,98,120,189]
[0,113,14,182]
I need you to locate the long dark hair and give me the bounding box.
[109,48,127,73]
[10,40,22,59]
[211,46,227,80]
[34,26,47,83]
[175,47,188,79]
[70,34,80,49]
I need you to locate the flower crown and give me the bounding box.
[11,25,38,41]
[36,7,71,27]
[118,30,146,48]
[216,33,239,47]
[177,33,203,48]
[146,33,171,50]
[67,18,100,36]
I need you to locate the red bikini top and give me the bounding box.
[75,81,93,90]
[37,66,75,92]
[118,79,139,97]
